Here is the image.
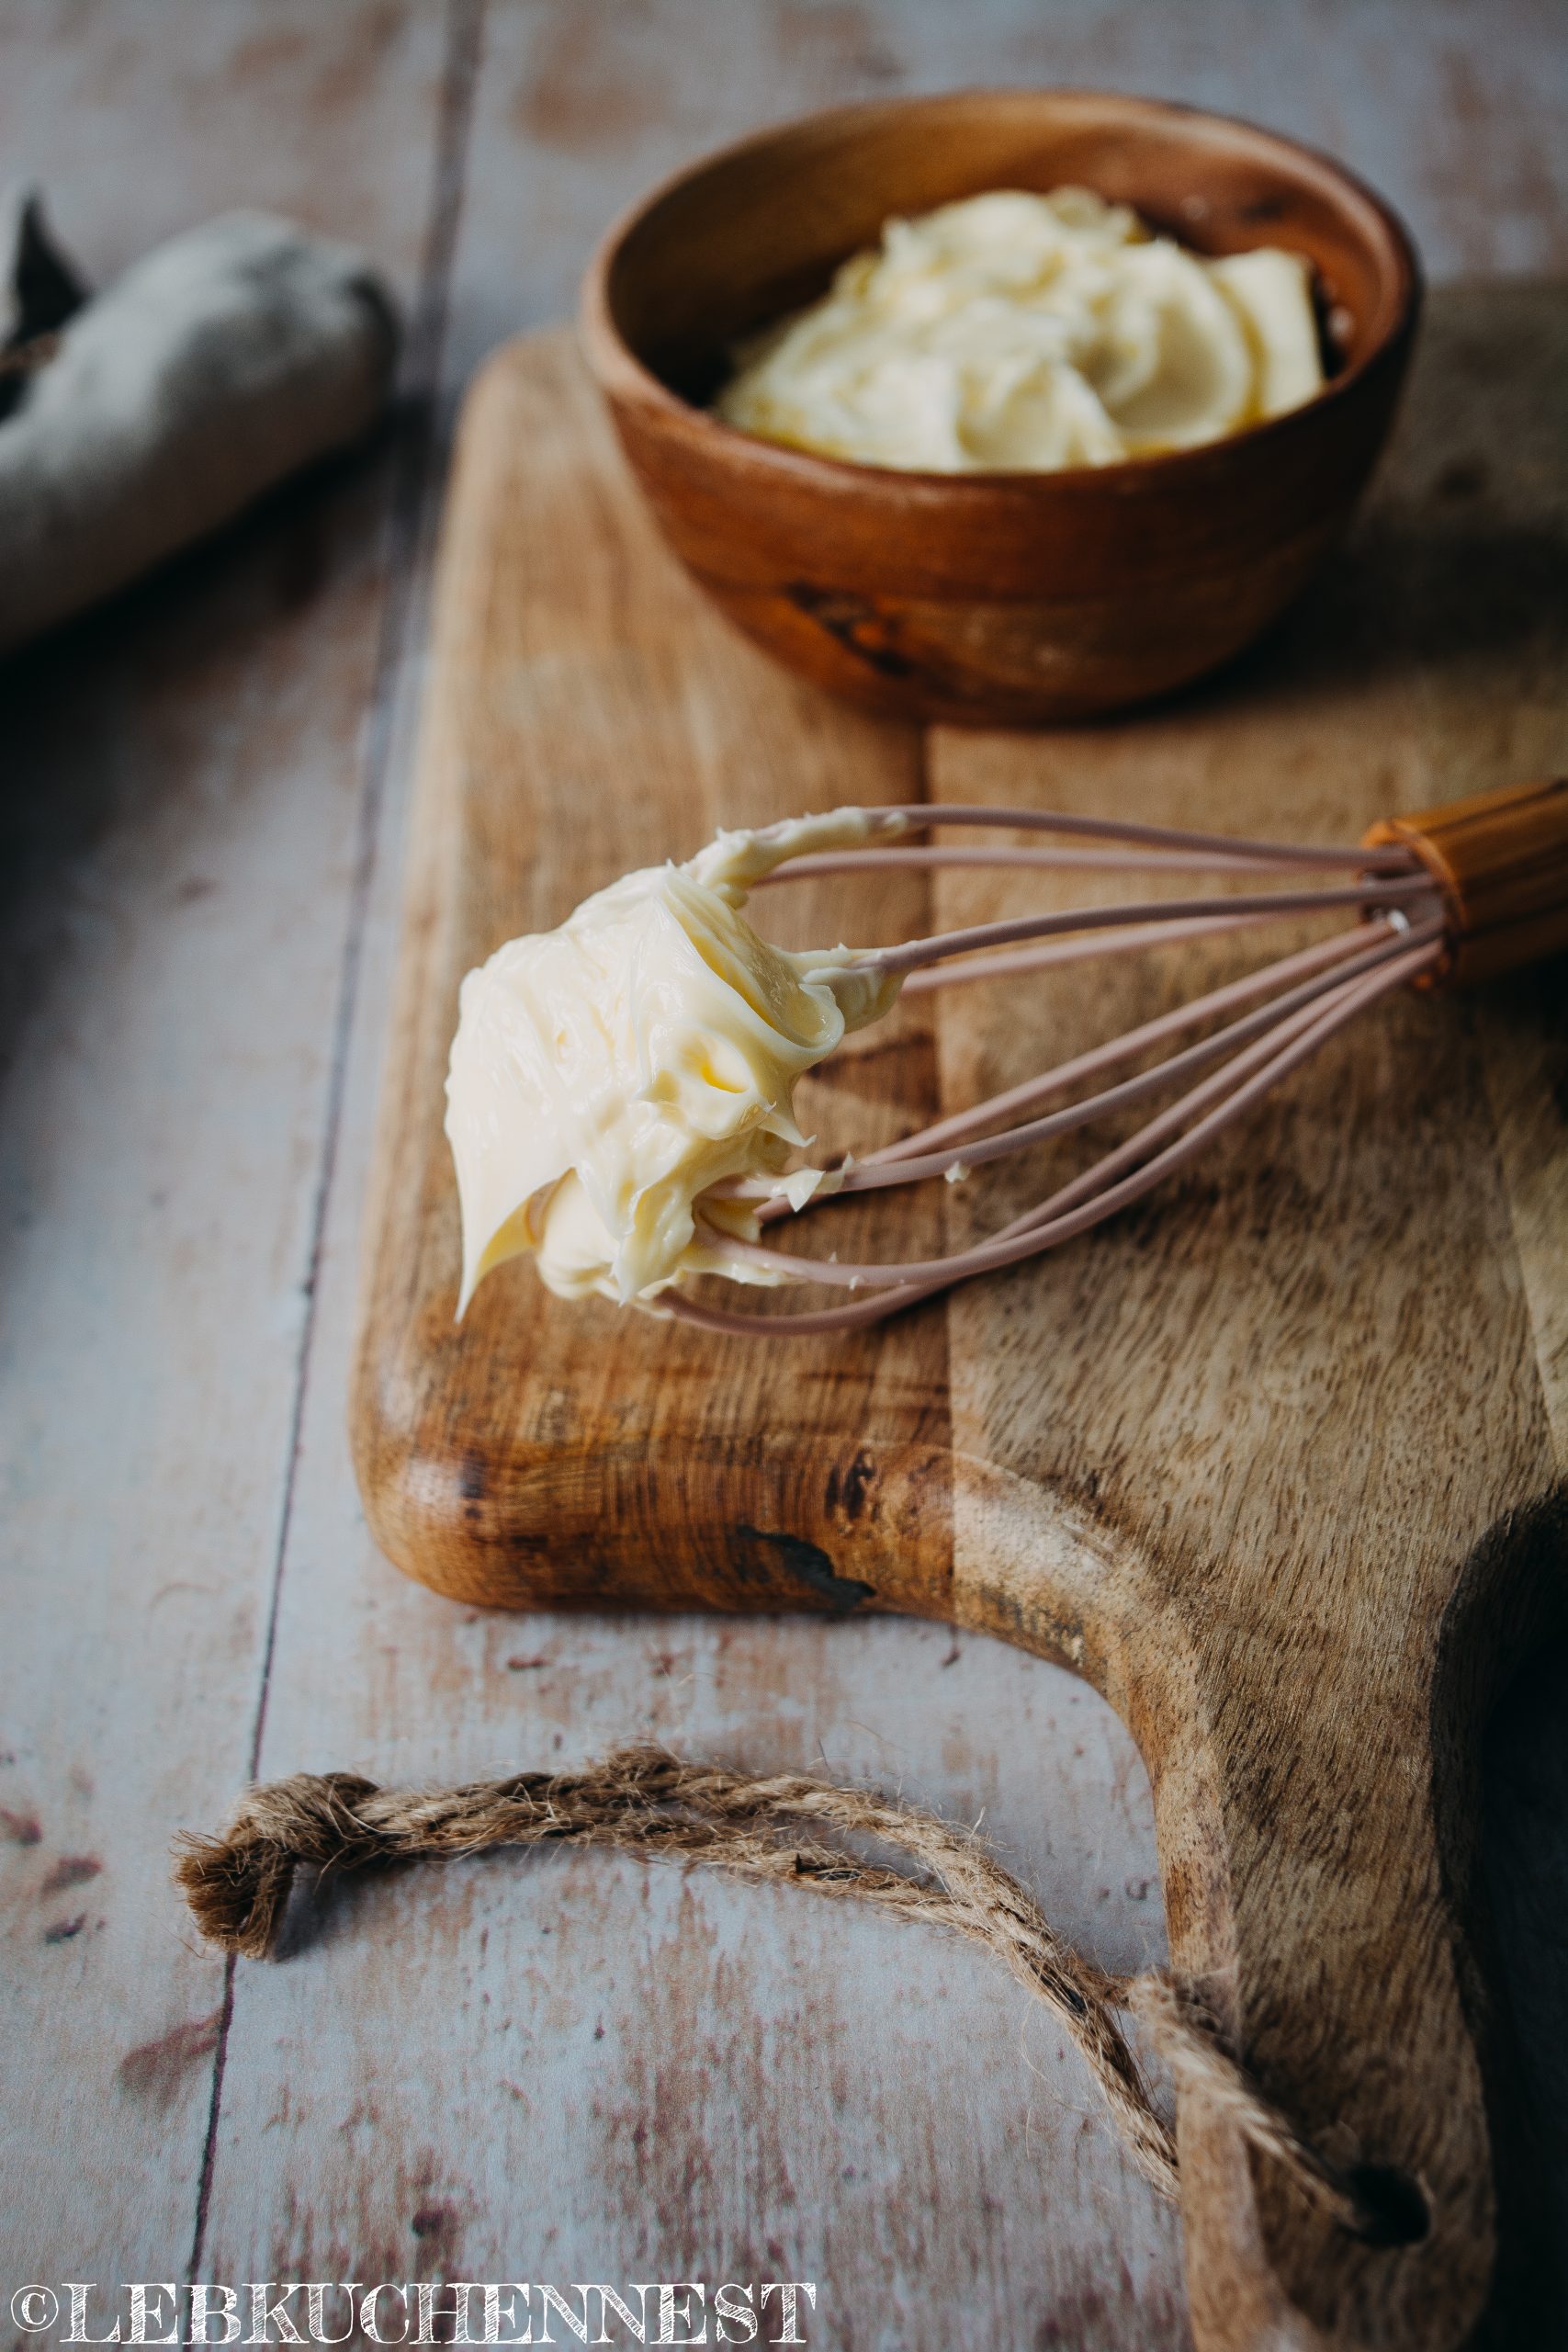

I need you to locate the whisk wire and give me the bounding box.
[881,922,1396,1159]
[668,914,1443,1335]
[733,916,1433,1209]
[763,843,1398,880]
[708,933,1438,1291]
[750,800,1424,873]
[870,876,1439,980]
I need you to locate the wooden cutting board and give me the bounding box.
[352,315,1567,2350]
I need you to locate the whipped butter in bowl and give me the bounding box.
[581,89,1420,720]
[716,187,1324,474]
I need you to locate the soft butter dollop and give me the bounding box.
[715,187,1323,473]
[445,808,903,1310]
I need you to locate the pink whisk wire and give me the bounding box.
[668,936,1440,1337]
[655,806,1447,1335]
[870,877,1433,979]
[761,843,1389,879]
[720,916,1435,1206]
[872,923,1394,1162]
[748,801,1422,872]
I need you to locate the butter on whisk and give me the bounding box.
[445,807,905,1310]
[447,780,1568,1334]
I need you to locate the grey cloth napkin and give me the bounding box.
[0,191,400,652]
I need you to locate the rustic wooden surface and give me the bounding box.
[354,321,1566,2349]
[0,6,1565,2347]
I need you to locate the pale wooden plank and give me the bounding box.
[199,5,1568,2342]
[0,0,450,2284]
[442,0,1568,389]
[0,0,442,301]
[205,1629,1175,2335]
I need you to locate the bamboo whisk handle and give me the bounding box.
[1363,775,1568,985]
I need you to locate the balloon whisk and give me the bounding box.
[667,778,1568,1337]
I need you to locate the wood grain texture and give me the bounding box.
[0,0,452,2287]
[0,0,444,302]
[353,331,953,1613]
[351,316,1567,2348]
[2,6,1567,2346]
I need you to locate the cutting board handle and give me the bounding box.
[946,1458,1564,2351]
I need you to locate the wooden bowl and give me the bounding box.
[580,90,1420,728]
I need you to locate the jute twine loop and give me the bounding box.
[175,1745,1413,2244]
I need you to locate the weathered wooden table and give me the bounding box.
[1,6,1564,2346]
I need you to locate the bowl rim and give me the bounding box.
[579,85,1423,497]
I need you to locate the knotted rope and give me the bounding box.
[175,1745,1421,2245]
